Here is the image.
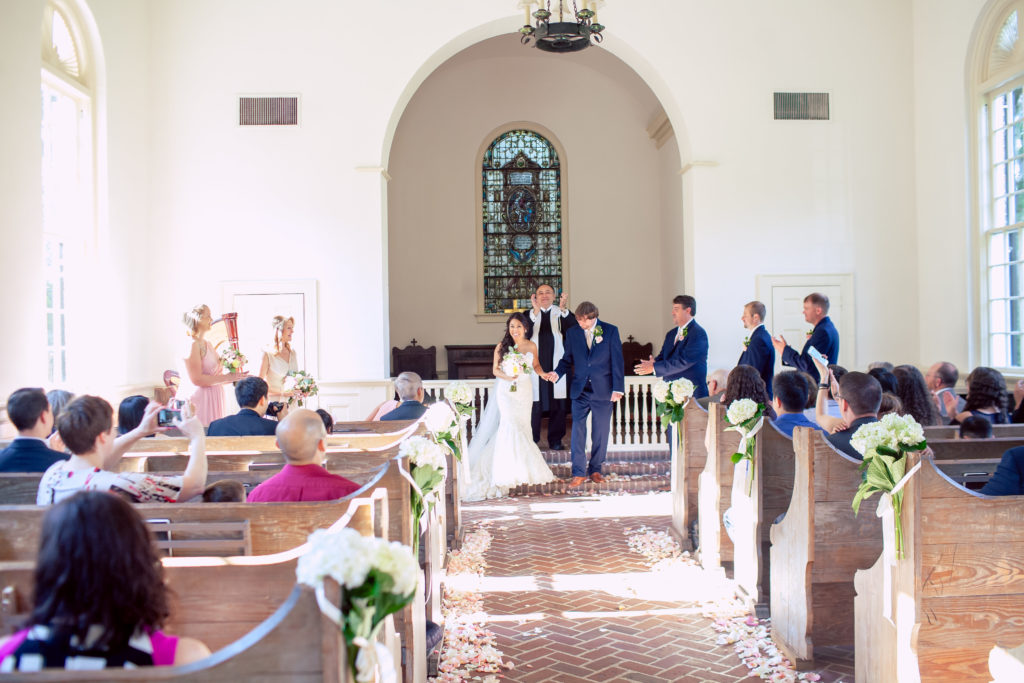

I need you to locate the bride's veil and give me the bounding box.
[466,379,501,470]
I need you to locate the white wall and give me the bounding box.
[2,0,994,402]
[386,36,677,373]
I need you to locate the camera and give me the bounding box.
[157,409,181,427]
[266,401,285,418]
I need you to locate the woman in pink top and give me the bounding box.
[176,304,248,426]
[0,491,210,670]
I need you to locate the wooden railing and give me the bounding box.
[418,376,668,451]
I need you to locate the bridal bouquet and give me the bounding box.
[725,398,767,496]
[424,401,462,462]
[850,413,927,559]
[399,436,447,557]
[500,350,532,392]
[284,370,319,406]
[219,346,247,374]
[297,526,417,682]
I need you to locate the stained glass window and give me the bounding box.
[481,130,562,313]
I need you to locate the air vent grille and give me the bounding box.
[239,96,299,126]
[773,92,830,121]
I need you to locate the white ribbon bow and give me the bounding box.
[735,416,765,454]
[874,460,922,623]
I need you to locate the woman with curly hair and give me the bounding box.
[893,365,939,426]
[721,365,777,420]
[0,491,210,669]
[953,366,1009,424]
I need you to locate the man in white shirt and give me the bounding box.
[529,284,577,450]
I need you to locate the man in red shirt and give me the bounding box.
[247,409,360,502]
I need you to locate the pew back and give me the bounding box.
[697,402,740,569]
[670,398,708,547]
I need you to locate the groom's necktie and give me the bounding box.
[586,330,593,349]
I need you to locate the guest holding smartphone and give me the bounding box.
[177,304,248,426]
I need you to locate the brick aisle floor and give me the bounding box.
[457,492,854,683]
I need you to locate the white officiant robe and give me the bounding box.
[529,307,568,401]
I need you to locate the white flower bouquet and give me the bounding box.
[446,381,475,420]
[283,370,319,406]
[399,436,447,557]
[297,526,417,683]
[219,345,247,374]
[653,377,695,425]
[724,398,767,496]
[851,413,927,559]
[500,350,532,392]
[423,401,462,462]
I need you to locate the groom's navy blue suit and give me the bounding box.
[653,320,709,399]
[554,319,625,478]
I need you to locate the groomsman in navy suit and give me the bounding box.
[771,292,840,384]
[634,295,709,399]
[547,302,624,487]
[737,300,775,399]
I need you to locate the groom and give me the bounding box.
[546,301,624,487]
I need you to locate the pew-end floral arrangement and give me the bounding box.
[219,346,247,374]
[653,377,696,455]
[398,435,447,557]
[297,526,417,683]
[724,398,766,496]
[446,381,475,421]
[424,401,461,462]
[850,413,927,559]
[284,370,319,406]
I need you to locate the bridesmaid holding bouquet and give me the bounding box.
[177,304,248,426]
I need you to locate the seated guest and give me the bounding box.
[0,491,210,669]
[316,408,334,433]
[380,372,428,421]
[37,397,208,505]
[46,389,74,423]
[801,371,819,423]
[868,367,899,395]
[707,366,777,451]
[771,372,824,438]
[867,361,894,373]
[247,409,360,502]
[960,416,993,440]
[925,361,965,424]
[893,365,939,426]
[117,395,150,434]
[207,377,278,436]
[826,372,882,459]
[980,445,1024,495]
[878,392,903,418]
[697,368,728,408]
[0,388,70,472]
[953,366,1009,425]
[202,479,246,502]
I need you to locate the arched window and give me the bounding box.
[480,129,563,314]
[41,1,95,384]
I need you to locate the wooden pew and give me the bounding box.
[670,398,708,549]
[697,402,740,570]
[854,452,1024,682]
[924,423,1024,440]
[0,491,392,682]
[726,420,796,614]
[769,427,883,669]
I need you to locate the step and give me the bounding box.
[508,473,670,497]
[539,449,669,465]
[544,461,670,479]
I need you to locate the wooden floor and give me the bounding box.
[450,491,855,682]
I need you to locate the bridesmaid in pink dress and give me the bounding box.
[177,304,248,426]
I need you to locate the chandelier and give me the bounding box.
[519,1,606,53]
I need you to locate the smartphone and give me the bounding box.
[266,401,285,418]
[157,409,181,427]
[807,345,827,366]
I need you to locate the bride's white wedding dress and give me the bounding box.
[462,352,556,501]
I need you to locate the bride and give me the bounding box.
[462,313,557,501]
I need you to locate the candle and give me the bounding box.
[525,3,531,24]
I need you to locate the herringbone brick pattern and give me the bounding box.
[459,493,853,682]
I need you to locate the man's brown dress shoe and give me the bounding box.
[568,476,587,487]
[590,472,605,483]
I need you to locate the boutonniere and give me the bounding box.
[743,336,750,348]
[805,328,814,339]
[593,324,604,344]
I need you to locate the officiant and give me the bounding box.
[529,284,577,450]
